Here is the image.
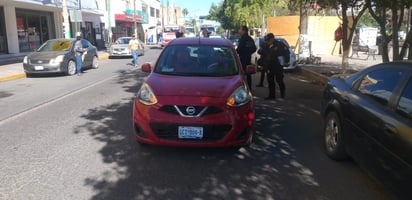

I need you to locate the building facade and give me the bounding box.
[0,0,105,54]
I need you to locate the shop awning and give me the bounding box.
[115,14,142,23]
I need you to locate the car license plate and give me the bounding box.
[34,66,44,70]
[178,126,203,139]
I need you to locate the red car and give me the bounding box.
[133,37,256,147]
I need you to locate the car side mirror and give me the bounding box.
[245,64,257,74]
[141,63,152,72]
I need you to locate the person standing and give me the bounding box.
[256,37,270,87]
[128,34,140,67]
[262,33,289,100]
[74,32,86,76]
[236,25,256,90]
[202,29,210,38]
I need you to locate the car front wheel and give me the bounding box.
[66,60,76,76]
[324,111,348,160]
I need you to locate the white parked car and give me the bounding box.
[109,37,145,58]
[251,36,297,71]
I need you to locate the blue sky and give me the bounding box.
[172,0,222,18]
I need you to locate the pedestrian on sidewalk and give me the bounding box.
[128,34,141,67]
[262,33,289,100]
[74,32,87,76]
[236,25,256,90]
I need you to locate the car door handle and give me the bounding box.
[342,96,349,103]
[383,123,397,136]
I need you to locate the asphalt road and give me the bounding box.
[0,48,395,200]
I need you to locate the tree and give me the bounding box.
[208,0,299,31]
[316,0,368,73]
[182,8,188,19]
[366,0,412,62]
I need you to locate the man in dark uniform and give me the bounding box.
[260,33,289,100]
[236,25,256,90]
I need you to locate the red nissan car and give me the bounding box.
[133,37,256,147]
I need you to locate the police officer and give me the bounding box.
[261,33,289,100]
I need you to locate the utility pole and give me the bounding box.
[134,0,137,36]
[62,0,71,38]
[107,0,112,45]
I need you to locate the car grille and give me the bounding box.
[150,123,232,141]
[30,59,50,64]
[159,105,223,117]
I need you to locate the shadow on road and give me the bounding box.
[73,72,390,199]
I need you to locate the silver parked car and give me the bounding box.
[109,37,145,58]
[23,38,98,76]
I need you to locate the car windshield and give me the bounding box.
[37,40,72,52]
[154,45,238,76]
[115,38,131,44]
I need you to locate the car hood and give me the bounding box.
[111,44,128,48]
[28,51,68,60]
[146,74,244,97]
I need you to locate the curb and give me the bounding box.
[0,73,26,82]
[296,66,330,85]
[0,53,110,82]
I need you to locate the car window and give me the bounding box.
[116,38,130,44]
[38,40,72,51]
[155,45,238,76]
[396,78,412,120]
[357,69,404,106]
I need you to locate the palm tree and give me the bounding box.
[182,8,189,19]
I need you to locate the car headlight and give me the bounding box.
[226,86,251,107]
[49,55,65,64]
[23,56,28,64]
[137,83,158,105]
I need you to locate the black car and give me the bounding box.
[321,62,412,199]
[23,38,98,76]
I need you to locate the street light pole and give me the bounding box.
[134,0,137,37]
[107,0,112,46]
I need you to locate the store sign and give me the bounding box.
[115,14,142,23]
[125,9,149,24]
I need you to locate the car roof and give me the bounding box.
[168,37,233,47]
[345,61,412,83]
[48,38,76,42]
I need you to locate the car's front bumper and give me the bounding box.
[132,96,255,147]
[23,63,64,74]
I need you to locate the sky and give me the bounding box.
[172,0,222,18]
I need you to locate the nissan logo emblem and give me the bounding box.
[186,106,196,115]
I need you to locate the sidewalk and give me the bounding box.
[0,51,109,82]
[296,53,382,85]
[0,51,382,83]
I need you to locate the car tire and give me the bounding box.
[244,134,253,147]
[324,111,348,160]
[91,56,99,69]
[66,60,76,76]
[25,72,33,78]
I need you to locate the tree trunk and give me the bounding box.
[381,28,391,62]
[298,1,309,60]
[341,2,349,73]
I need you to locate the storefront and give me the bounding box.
[113,10,144,42]
[0,7,7,54]
[16,8,55,52]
